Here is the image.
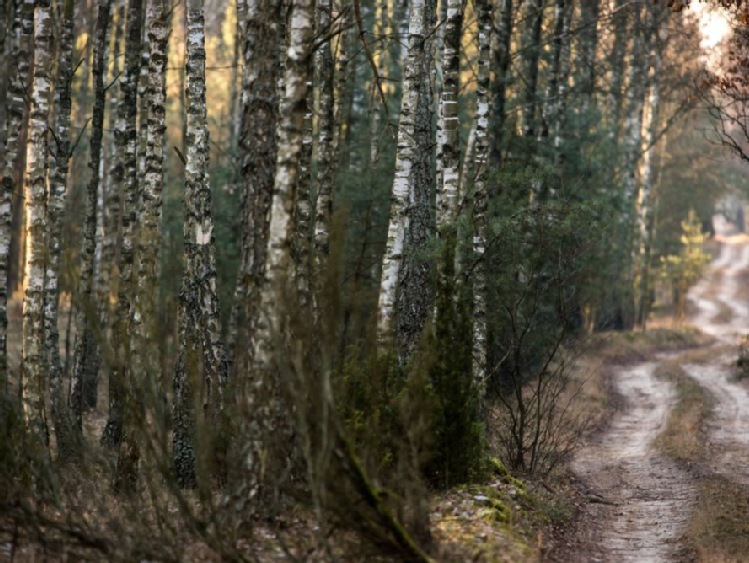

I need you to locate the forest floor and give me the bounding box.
[550,216,749,562]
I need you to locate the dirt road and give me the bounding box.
[561,220,749,561]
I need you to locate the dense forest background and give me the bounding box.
[0,0,746,559]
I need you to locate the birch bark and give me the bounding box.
[115,0,169,491]
[98,0,126,338]
[230,0,279,378]
[396,0,435,363]
[436,0,462,231]
[377,0,426,348]
[472,0,492,407]
[314,0,335,266]
[49,0,78,458]
[0,0,33,391]
[22,0,53,443]
[635,3,665,327]
[101,0,140,446]
[247,0,314,492]
[173,0,230,488]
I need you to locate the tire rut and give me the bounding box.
[570,362,696,562]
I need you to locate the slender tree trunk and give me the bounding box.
[8,0,33,304]
[520,0,543,141]
[22,0,53,445]
[71,0,110,432]
[0,0,33,392]
[377,0,428,348]
[436,0,462,231]
[48,0,78,459]
[636,3,665,327]
[98,0,125,348]
[472,0,491,410]
[396,0,436,364]
[314,0,335,267]
[607,0,627,144]
[246,0,314,492]
[101,0,140,447]
[173,0,230,488]
[618,0,648,330]
[489,0,512,166]
[577,0,599,117]
[114,0,169,493]
[230,0,279,379]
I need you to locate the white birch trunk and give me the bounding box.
[229,0,279,378]
[436,0,462,231]
[472,0,492,406]
[48,0,77,458]
[173,0,230,488]
[101,0,140,447]
[635,4,665,327]
[314,0,335,265]
[0,0,33,391]
[22,0,53,444]
[377,0,426,348]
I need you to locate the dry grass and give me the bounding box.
[653,348,749,562]
[688,477,749,562]
[654,359,711,464]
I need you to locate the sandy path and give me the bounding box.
[564,219,749,561]
[683,227,749,486]
[569,362,696,562]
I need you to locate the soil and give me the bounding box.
[551,217,749,562]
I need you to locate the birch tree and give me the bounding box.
[0,0,33,391]
[395,0,436,363]
[314,0,335,267]
[377,0,428,349]
[635,3,666,326]
[115,0,169,491]
[70,0,111,433]
[48,0,78,457]
[472,0,492,407]
[436,0,462,232]
[98,0,126,359]
[21,0,53,443]
[230,0,280,377]
[247,0,314,492]
[173,0,230,488]
[102,0,140,446]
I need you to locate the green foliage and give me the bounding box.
[658,209,712,320]
[481,167,608,474]
[336,231,483,490]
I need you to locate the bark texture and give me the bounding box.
[22,0,53,443]
[173,0,230,488]
[635,3,666,327]
[48,0,77,458]
[396,0,436,364]
[436,0,462,231]
[377,0,427,348]
[0,0,33,391]
[230,0,279,378]
[101,0,140,447]
[247,0,314,494]
[314,0,334,267]
[472,0,492,406]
